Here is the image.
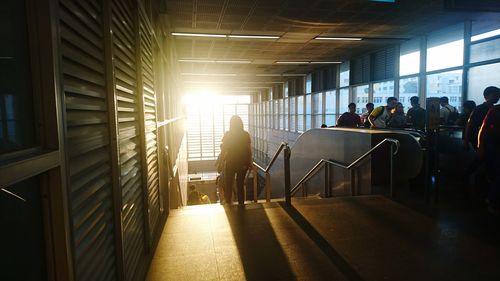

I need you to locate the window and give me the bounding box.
[471,21,500,42]
[468,63,500,105]
[312,92,323,128]
[297,95,304,132]
[290,97,296,132]
[274,99,280,129]
[373,81,395,109]
[340,62,350,87]
[306,74,312,94]
[325,90,337,126]
[426,24,464,71]
[339,88,349,113]
[426,70,463,111]
[400,38,420,76]
[305,94,312,130]
[399,76,419,111]
[283,98,288,131]
[186,96,250,161]
[470,39,500,63]
[1,0,36,153]
[353,85,369,114]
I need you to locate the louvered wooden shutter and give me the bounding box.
[111,0,147,280]
[138,6,161,237]
[58,0,117,280]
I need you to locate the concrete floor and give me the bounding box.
[147,196,500,281]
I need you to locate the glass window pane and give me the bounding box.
[297,96,304,114]
[400,52,420,76]
[353,85,369,114]
[306,115,312,130]
[305,94,312,114]
[399,76,419,112]
[426,24,464,72]
[470,38,500,63]
[325,115,336,127]
[306,74,312,94]
[1,0,36,154]
[340,62,350,87]
[468,63,500,105]
[312,93,322,115]
[471,21,500,42]
[427,40,464,71]
[297,96,304,132]
[283,98,288,131]
[325,90,337,114]
[290,97,296,132]
[373,81,395,109]
[426,70,463,111]
[339,88,349,112]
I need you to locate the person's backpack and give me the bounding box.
[445,106,459,124]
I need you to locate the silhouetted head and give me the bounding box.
[366,103,374,113]
[348,102,356,113]
[410,96,419,107]
[386,97,398,109]
[229,115,244,131]
[483,86,500,104]
[321,124,327,128]
[439,96,449,107]
[395,102,404,114]
[463,100,476,115]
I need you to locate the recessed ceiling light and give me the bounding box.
[171,32,227,38]
[181,73,237,77]
[275,61,310,64]
[228,35,280,39]
[256,74,282,77]
[309,61,342,64]
[216,60,252,64]
[282,74,307,76]
[314,37,363,41]
[178,59,252,64]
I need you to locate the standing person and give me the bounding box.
[337,103,362,127]
[387,102,406,128]
[456,100,476,126]
[463,86,500,151]
[439,96,459,125]
[220,115,252,205]
[477,105,500,214]
[361,103,374,128]
[368,97,398,129]
[406,96,426,131]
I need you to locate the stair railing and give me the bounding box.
[252,142,290,202]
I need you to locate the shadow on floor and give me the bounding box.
[223,204,296,281]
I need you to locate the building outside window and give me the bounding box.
[373,81,395,109]
[353,85,369,114]
[426,70,463,111]
[312,92,323,128]
[399,76,419,111]
[325,90,337,126]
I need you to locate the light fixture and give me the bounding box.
[228,35,280,39]
[171,32,226,38]
[314,37,363,41]
[309,61,342,64]
[181,73,237,77]
[178,59,252,64]
[256,74,282,77]
[282,73,307,77]
[216,60,252,64]
[275,61,310,64]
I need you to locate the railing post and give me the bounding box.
[265,172,271,202]
[253,165,258,202]
[390,143,394,198]
[350,169,355,196]
[284,145,291,206]
[324,163,329,198]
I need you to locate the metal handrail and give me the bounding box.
[253,142,288,173]
[251,142,289,203]
[289,138,400,198]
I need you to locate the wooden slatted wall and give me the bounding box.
[111,0,147,280]
[58,0,117,280]
[138,5,161,237]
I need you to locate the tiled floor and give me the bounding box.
[146,203,348,281]
[147,196,500,281]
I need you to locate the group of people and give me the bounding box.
[335,96,425,130]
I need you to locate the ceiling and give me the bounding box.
[165,0,498,95]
